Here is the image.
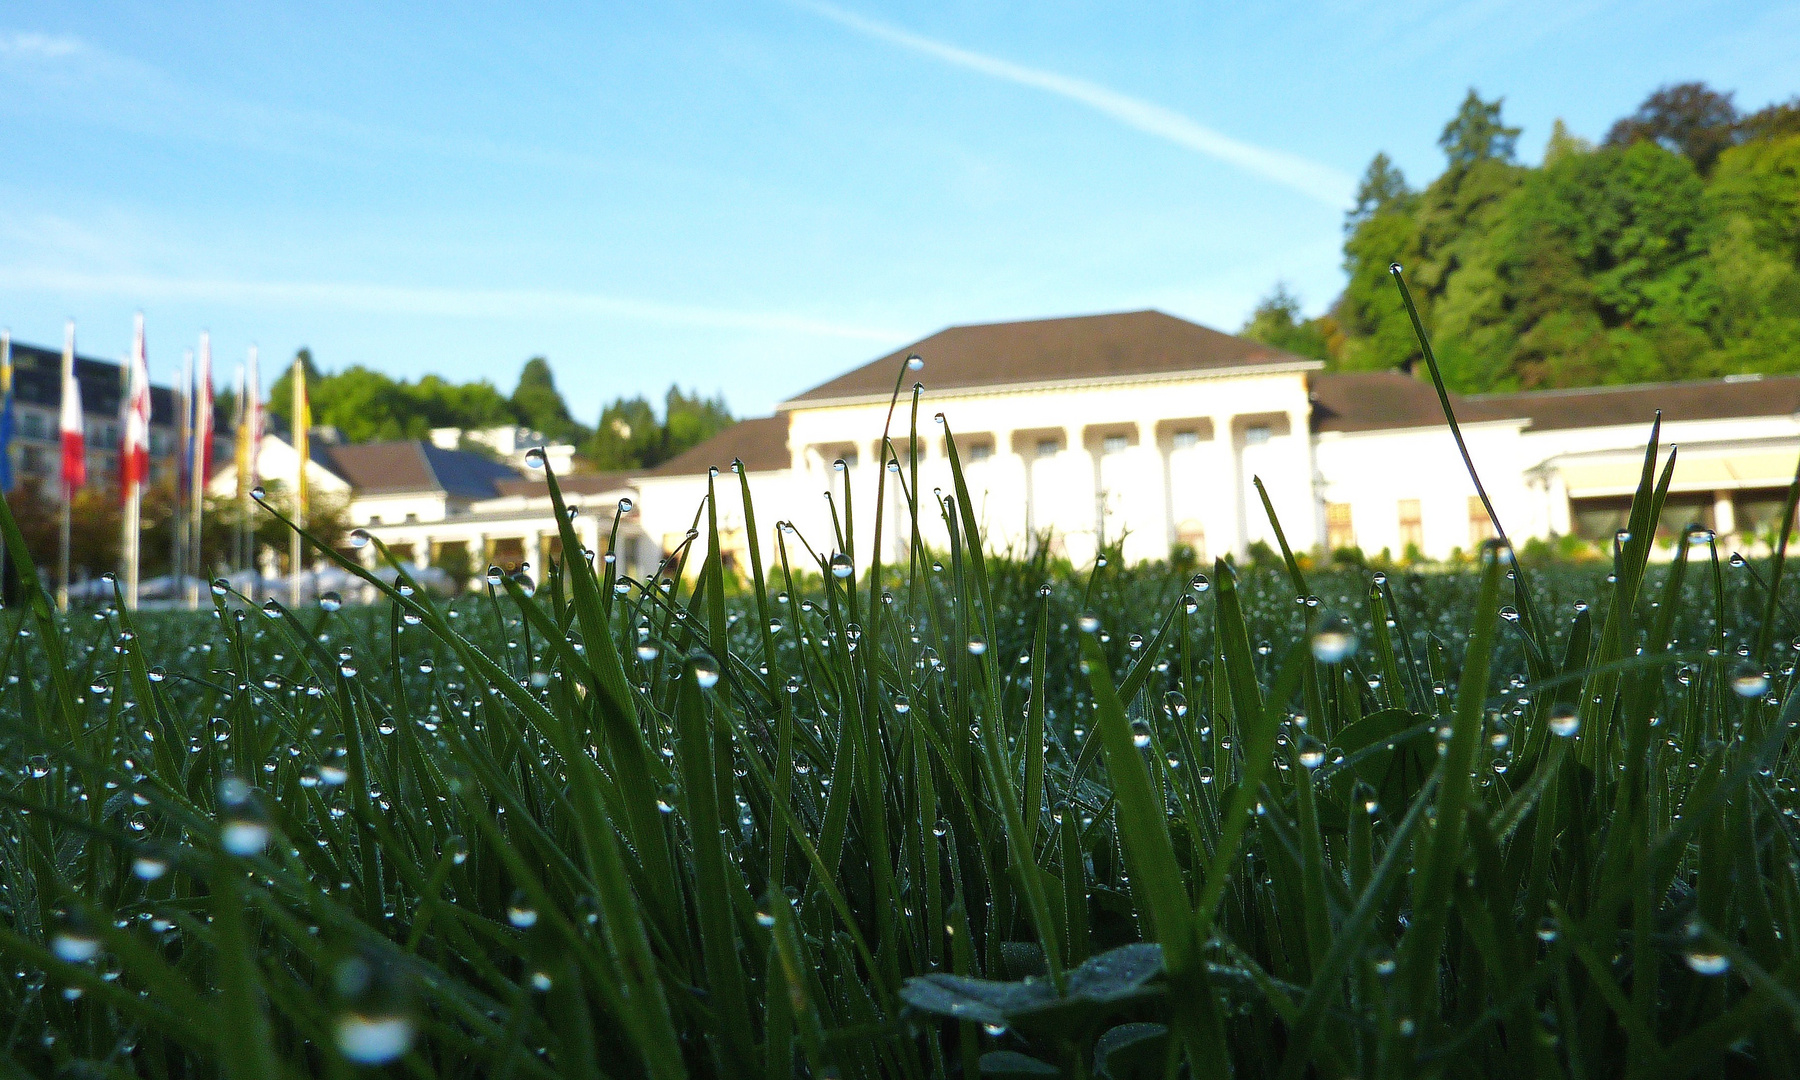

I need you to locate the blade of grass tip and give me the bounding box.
[1390,263,1551,635]
[1080,621,1244,1071]
[1275,770,1443,1080]
[534,459,684,919]
[1400,539,1505,1026]
[251,492,691,1079]
[943,419,1066,988]
[1024,584,1049,849]
[0,481,86,755]
[673,652,756,1078]
[209,865,282,1080]
[1757,449,1800,659]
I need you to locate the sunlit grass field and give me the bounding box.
[5,278,1800,1078]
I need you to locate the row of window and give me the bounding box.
[824,425,1269,469]
[6,408,180,453]
[1325,497,1496,554]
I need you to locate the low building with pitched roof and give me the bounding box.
[216,310,1800,588]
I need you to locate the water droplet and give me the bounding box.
[221,819,270,856]
[51,929,100,964]
[485,566,504,586]
[132,854,169,881]
[146,667,166,683]
[1297,736,1326,770]
[1549,705,1580,738]
[1310,613,1358,664]
[249,485,267,502]
[349,529,372,549]
[830,553,853,579]
[692,655,720,689]
[636,642,660,662]
[512,572,536,598]
[336,1013,414,1064]
[506,892,538,928]
[319,591,342,612]
[1079,613,1101,634]
[966,639,986,656]
[906,353,924,371]
[1733,662,1769,699]
[1685,951,1730,976]
[1131,720,1152,749]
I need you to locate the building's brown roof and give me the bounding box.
[785,310,1317,404]
[1469,375,1800,431]
[492,472,634,498]
[324,442,437,493]
[1311,370,1800,435]
[644,414,792,477]
[323,441,521,497]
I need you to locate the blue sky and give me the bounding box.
[2,2,1795,420]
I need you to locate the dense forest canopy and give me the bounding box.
[1244,82,1800,393]
[261,352,734,472]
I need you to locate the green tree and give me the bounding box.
[1240,284,1332,361]
[1438,89,1522,169]
[662,386,733,462]
[1606,82,1739,174]
[511,358,583,443]
[586,396,662,470]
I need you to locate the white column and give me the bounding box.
[1714,491,1736,538]
[1212,414,1242,559]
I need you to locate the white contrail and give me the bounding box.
[0,267,902,341]
[795,1,1354,207]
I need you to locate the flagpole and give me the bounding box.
[190,333,211,608]
[57,320,76,613]
[290,356,307,607]
[176,348,191,606]
[122,313,146,609]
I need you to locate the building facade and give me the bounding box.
[631,311,1800,573]
[223,311,1799,589]
[4,338,200,491]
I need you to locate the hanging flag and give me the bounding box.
[194,334,214,482]
[120,314,152,496]
[248,347,262,486]
[0,330,15,494]
[293,356,310,522]
[59,322,85,498]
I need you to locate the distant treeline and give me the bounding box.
[1244,83,1800,392]
[261,352,733,471]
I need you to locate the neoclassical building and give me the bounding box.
[634,310,1800,572]
[229,310,1799,586]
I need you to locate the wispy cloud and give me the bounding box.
[0,266,903,342]
[793,2,1354,207]
[0,31,85,60]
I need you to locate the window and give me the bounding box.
[1244,425,1273,445]
[1468,497,1495,546]
[1171,430,1199,449]
[1102,434,1130,455]
[404,512,419,523]
[1398,499,1423,551]
[1326,502,1355,551]
[22,412,44,439]
[968,443,992,462]
[1036,439,1060,459]
[368,515,383,525]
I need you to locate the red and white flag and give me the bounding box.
[59,320,85,497]
[120,313,152,493]
[194,332,214,481]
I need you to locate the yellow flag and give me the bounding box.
[293,358,309,523]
